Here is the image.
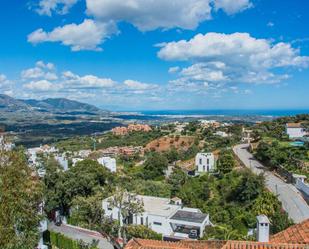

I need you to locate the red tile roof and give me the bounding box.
[286,123,302,128]
[125,239,309,249]
[125,219,309,249]
[270,219,309,244]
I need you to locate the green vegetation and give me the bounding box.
[251,114,309,177]
[0,149,43,249]
[126,225,162,241]
[49,231,99,249]
[40,120,294,242]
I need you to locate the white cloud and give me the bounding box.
[0,74,10,86]
[63,71,116,88]
[23,80,55,91]
[21,61,58,80]
[28,0,252,51]
[123,79,159,91]
[86,0,252,32]
[28,19,117,51]
[168,66,180,73]
[35,0,79,16]
[267,21,274,27]
[213,0,252,15]
[158,32,309,84]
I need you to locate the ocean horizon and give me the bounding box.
[136,109,309,117]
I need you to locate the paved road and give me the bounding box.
[48,223,114,249]
[233,144,309,223]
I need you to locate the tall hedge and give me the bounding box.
[50,231,98,249]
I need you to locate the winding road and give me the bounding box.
[233,144,309,223]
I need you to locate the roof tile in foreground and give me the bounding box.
[271,219,309,244]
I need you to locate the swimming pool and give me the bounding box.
[290,141,305,147]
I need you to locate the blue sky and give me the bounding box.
[0,0,309,111]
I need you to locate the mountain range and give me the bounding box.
[0,94,109,124]
[0,94,107,113]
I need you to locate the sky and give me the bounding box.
[0,0,309,111]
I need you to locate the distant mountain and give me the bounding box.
[23,98,104,114]
[0,94,31,112]
[0,94,110,122]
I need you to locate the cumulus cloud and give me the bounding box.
[123,79,159,91]
[28,19,117,51]
[21,61,58,80]
[158,32,309,84]
[23,80,56,91]
[213,0,252,15]
[62,71,116,88]
[35,0,79,16]
[28,0,253,51]
[86,0,252,31]
[168,67,180,74]
[0,74,10,87]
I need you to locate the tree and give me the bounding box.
[44,159,114,216]
[0,150,43,249]
[232,172,264,203]
[108,188,144,244]
[167,168,187,196]
[126,225,162,241]
[142,152,168,180]
[217,150,236,174]
[252,191,280,217]
[70,193,105,230]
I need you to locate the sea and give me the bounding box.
[139,109,309,117]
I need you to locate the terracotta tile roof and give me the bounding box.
[222,241,308,249]
[125,239,308,249]
[286,123,302,128]
[180,240,227,249]
[270,219,309,244]
[125,239,191,249]
[125,220,309,249]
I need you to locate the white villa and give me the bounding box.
[97,156,117,172]
[102,195,210,240]
[286,123,307,139]
[195,153,215,173]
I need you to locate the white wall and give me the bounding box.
[195,153,215,173]
[286,127,306,138]
[98,157,117,172]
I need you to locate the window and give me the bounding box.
[107,205,112,211]
[141,217,144,225]
[153,222,162,226]
[207,158,209,165]
[199,158,202,164]
[203,165,205,171]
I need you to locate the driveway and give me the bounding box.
[48,223,114,249]
[233,144,309,223]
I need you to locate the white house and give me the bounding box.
[102,194,210,240]
[97,157,117,172]
[286,123,307,139]
[214,131,229,137]
[195,153,215,173]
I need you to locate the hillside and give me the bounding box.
[0,94,109,119]
[23,98,105,114]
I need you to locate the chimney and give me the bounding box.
[256,215,270,242]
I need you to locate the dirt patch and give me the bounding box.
[145,136,196,153]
